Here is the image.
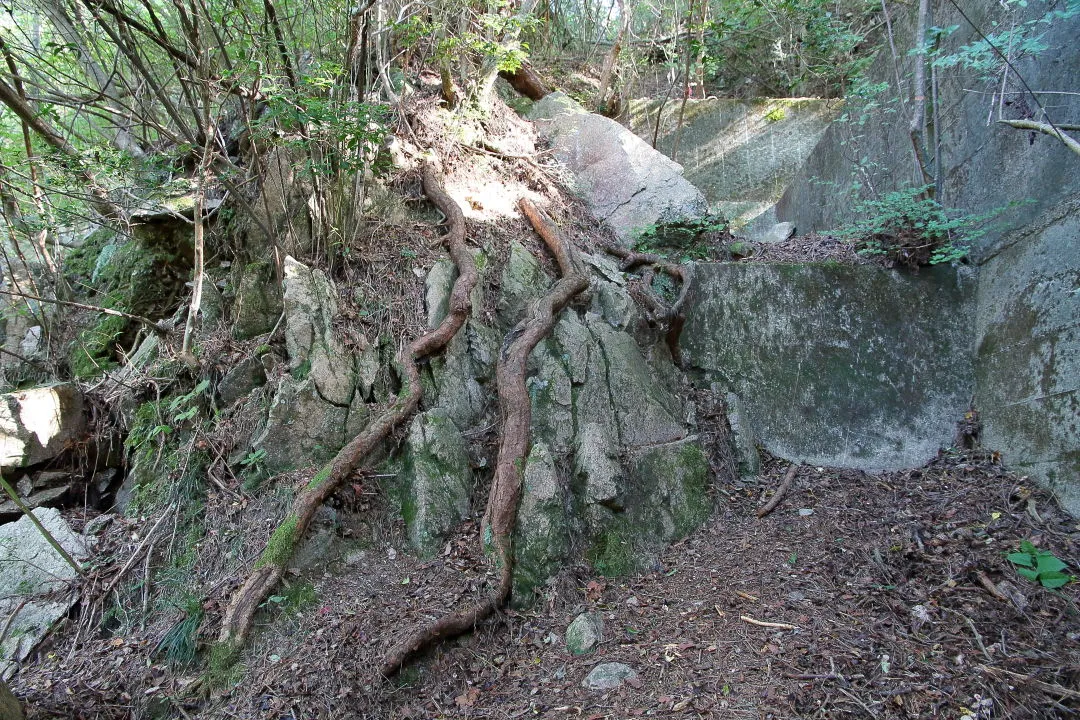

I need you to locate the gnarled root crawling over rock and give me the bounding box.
[601,244,693,364]
[214,160,477,660]
[379,198,589,678]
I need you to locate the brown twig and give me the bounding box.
[740,615,797,630]
[379,198,589,677]
[102,505,175,596]
[757,464,799,518]
[973,570,1008,602]
[0,289,167,334]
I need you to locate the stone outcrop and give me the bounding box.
[627,97,841,234]
[771,0,1080,512]
[420,243,716,597]
[398,409,474,557]
[251,257,373,474]
[0,508,92,679]
[529,93,708,244]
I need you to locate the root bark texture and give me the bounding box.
[601,244,693,363]
[216,160,476,652]
[379,198,588,677]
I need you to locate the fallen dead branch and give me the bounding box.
[757,464,799,518]
[102,504,176,597]
[740,615,797,631]
[379,197,589,677]
[214,159,477,659]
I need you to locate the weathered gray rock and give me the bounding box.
[629,438,711,541]
[0,677,22,719]
[975,198,1080,514]
[290,505,339,570]
[513,442,569,599]
[282,256,356,407]
[252,377,357,474]
[217,356,267,407]
[684,263,975,470]
[767,1,1079,512]
[530,93,708,244]
[232,261,283,339]
[0,508,93,679]
[722,391,761,477]
[400,409,473,557]
[628,97,841,229]
[498,241,548,327]
[528,351,575,455]
[425,258,456,329]
[585,316,685,448]
[0,486,69,521]
[431,323,500,431]
[0,384,86,469]
[583,662,637,690]
[566,612,603,655]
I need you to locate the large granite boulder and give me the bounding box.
[0,384,86,469]
[529,93,709,245]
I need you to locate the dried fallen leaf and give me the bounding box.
[585,580,605,602]
[454,687,480,708]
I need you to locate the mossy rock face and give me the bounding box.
[68,313,127,378]
[63,227,191,378]
[512,442,569,601]
[232,261,283,340]
[397,408,473,558]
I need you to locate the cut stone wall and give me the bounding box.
[683,263,976,471]
[768,0,1080,512]
[627,97,841,232]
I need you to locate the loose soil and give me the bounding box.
[14,450,1080,719]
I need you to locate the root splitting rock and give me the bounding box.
[600,243,693,363]
[215,159,477,656]
[379,198,589,677]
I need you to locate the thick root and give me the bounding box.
[379,198,589,677]
[216,160,477,652]
[601,243,693,363]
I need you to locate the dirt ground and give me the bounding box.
[13,448,1080,719]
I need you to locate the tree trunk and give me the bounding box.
[499,61,550,100]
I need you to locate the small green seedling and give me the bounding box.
[1006,540,1073,589]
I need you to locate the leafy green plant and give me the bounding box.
[635,212,729,261]
[1007,540,1073,589]
[835,186,1015,267]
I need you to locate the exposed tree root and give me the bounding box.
[214,160,476,656]
[379,198,589,678]
[600,244,693,363]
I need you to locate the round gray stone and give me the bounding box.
[582,662,637,690]
[566,612,603,656]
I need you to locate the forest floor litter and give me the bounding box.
[13,449,1079,719]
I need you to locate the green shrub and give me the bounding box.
[835,185,1014,267]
